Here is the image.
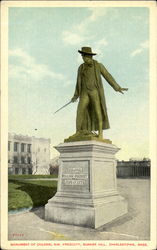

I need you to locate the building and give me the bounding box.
[117,158,150,178]
[8,133,51,175]
[31,136,51,175]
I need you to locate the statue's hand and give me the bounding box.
[71,96,78,102]
[118,88,124,94]
[118,87,128,94]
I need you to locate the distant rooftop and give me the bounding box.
[8,132,50,141]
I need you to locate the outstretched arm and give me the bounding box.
[99,63,128,94]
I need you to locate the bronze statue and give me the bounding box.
[70,47,128,140]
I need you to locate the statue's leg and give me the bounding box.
[76,93,89,132]
[89,90,103,139]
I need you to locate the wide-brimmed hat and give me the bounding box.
[78,47,97,55]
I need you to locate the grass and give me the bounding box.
[8,174,58,180]
[8,178,57,211]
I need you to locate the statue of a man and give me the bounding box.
[71,47,127,139]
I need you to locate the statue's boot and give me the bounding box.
[98,130,103,139]
[75,131,81,135]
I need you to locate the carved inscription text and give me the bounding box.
[61,161,89,191]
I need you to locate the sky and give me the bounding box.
[8,6,149,160]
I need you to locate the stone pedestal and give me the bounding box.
[45,141,127,228]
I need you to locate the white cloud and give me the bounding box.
[131,48,143,57]
[9,48,65,81]
[95,37,108,47]
[130,40,149,57]
[62,8,108,46]
[88,8,107,21]
[76,8,107,32]
[93,38,108,57]
[62,31,85,45]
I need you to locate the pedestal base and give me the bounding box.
[45,194,127,228]
[45,141,127,228]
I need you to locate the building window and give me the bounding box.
[15,168,19,174]
[21,156,25,164]
[38,148,40,152]
[8,159,10,163]
[27,144,31,153]
[14,142,18,152]
[44,148,47,152]
[8,141,11,151]
[22,168,26,174]
[27,157,31,164]
[28,168,32,174]
[21,143,25,152]
[14,156,18,163]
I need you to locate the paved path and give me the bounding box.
[8,179,150,241]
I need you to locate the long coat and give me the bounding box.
[73,60,121,131]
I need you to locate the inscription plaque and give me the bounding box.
[61,160,89,192]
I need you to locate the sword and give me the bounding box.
[54,101,72,114]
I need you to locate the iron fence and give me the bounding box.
[117,161,150,178]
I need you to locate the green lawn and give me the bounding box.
[8,178,57,211]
